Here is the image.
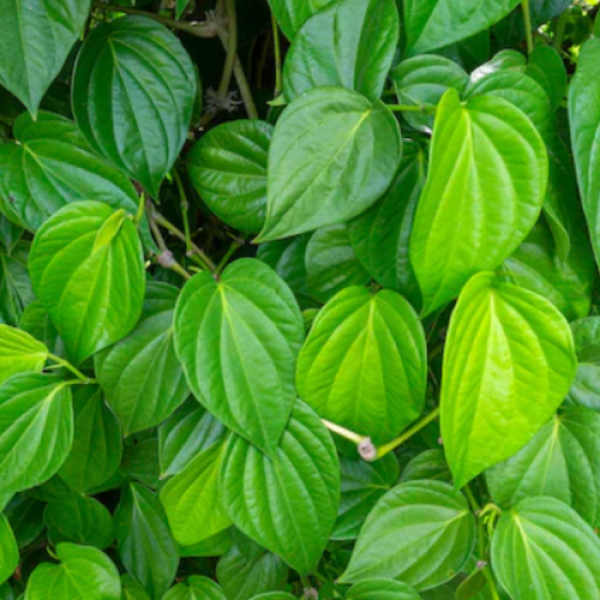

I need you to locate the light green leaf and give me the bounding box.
[179,528,233,558]
[568,38,600,273]
[59,385,122,494]
[0,0,91,115]
[486,406,600,526]
[187,120,272,233]
[296,287,427,447]
[341,481,475,590]
[95,282,187,435]
[220,401,340,575]
[348,579,422,600]
[162,576,226,600]
[158,399,226,478]
[349,141,426,310]
[256,87,401,242]
[469,49,527,81]
[492,497,600,599]
[0,324,48,385]
[410,89,548,316]
[283,0,399,102]
[72,16,197,196]
[24,543,121,600]
[115,483,179,599]
[160,442,231,546]
[440,272,577,488]
[19,301,64,357]
[0,373,73,493]
[305,225,370,303]
[30,201,145,365]
[267,0,331,39]
[333,453,399,540]
[403,0,520,56]
[0,516,17,586]
[174,258,303,456]
[44,490,114,550]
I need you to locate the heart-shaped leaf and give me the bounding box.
[162,576,226,600]
[347,579,422,600]
[0,324,48,385]
[0,516,17,586]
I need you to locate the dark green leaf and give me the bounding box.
[162,576,226,600]
[0,244,34,327]
[267,0,331,39]
[525,46,566,109]
[347,579,422,600]
[0,516,17,586]
[399,449,451,484]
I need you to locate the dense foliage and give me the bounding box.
[0,0,600,598]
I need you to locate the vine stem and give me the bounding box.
[375,406,440,459]
[321,420,366,445]
[216,238,244,275]
[271,13,283,97]
[147,209,192,280]
[92,1,217,38]
[521,0,534,54]
[218,0,238,98]
[172,170,192,256]
[47,354,96,384]
[387,103,437,113]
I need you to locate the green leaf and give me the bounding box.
[0,0,91,115]
[0,516,17,586]
[120,437,160,489]
[30,201,145,365]
[0,324,48,385]
[0,373,73,493]
[24,543,121,600]
[0,244,34,327]
[7,497,45,548]
[179,528,233,558]
[162,576,226,600]
[216,536,289,600]
[486,406,600,526]
[410,89,548,316]
[403,0,521,56]
[219,401,340,575]
[72,16,197,196]
[567,317,600,410]
[349,141,426,310]
[296,287,427,447]
[2,112,143,232]
[158,399,227,478]
[95,282,188,435]
[347,579,422,600]
[440,272,577,489]
[20,301,64,356]
[44,490,114,550]
[267,0,331,39]
[160,442,231,546]
[59,385,122,494]
[256,87,401,242]
[187,120,272,233]
[392,56,468,133]
[525,46,566,109]
[400,449,452,484]
[333,453,399,540]
[305,225,370,303]
[248,594,296,600]
[176,0,189,18]
[0,214,23,255]
[341,481,475,590]
[491,497,600,599]
[115,483,179,599]
[568,38,600,273]
[283,0,399,102]
[469,49,527,80]
[174,258,303,456]
[122,575,152,600]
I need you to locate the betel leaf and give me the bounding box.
[0,516,17,586]
[567,317,600,410]
[24,543,121,600]
[219,401,340,575]
[249,594,296,600]
[7,497,45,548]
[95,282,188,435]
[440,272,577,489]
[174,258,303,456]
[410,89,548,316]
[267,0,331,39]
[29,201,145,365]
[162,576,226,600]
[115,483,179,599]
[19,300,64,357]
[296,286,427,447]
[400,449,452,484]
[120,436,160,489]
[179,529,233,559]
[44,491,114,550]
[283,0,399,102]
[332,453,399,540]
[403,0,520,56]
[160,442,231,546]
[568,38,600,272]
[186,120,272,233]
[72,16,197,196]
[469,49,526,82]
[122,575,152,600]
[0,373,73,493]
[486,406,600,526]
[349,140,426,310]
[0,0,91,115]
[0,324,48,385]
[341,481,475,590]
[491,497,600,599]
[58,385,122,494]
[347,579,422,600]
[525,46,566,109]
[305,225,370,303]
[2,111,142,232]
[0,243,34,327]
[256,86,401,242]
